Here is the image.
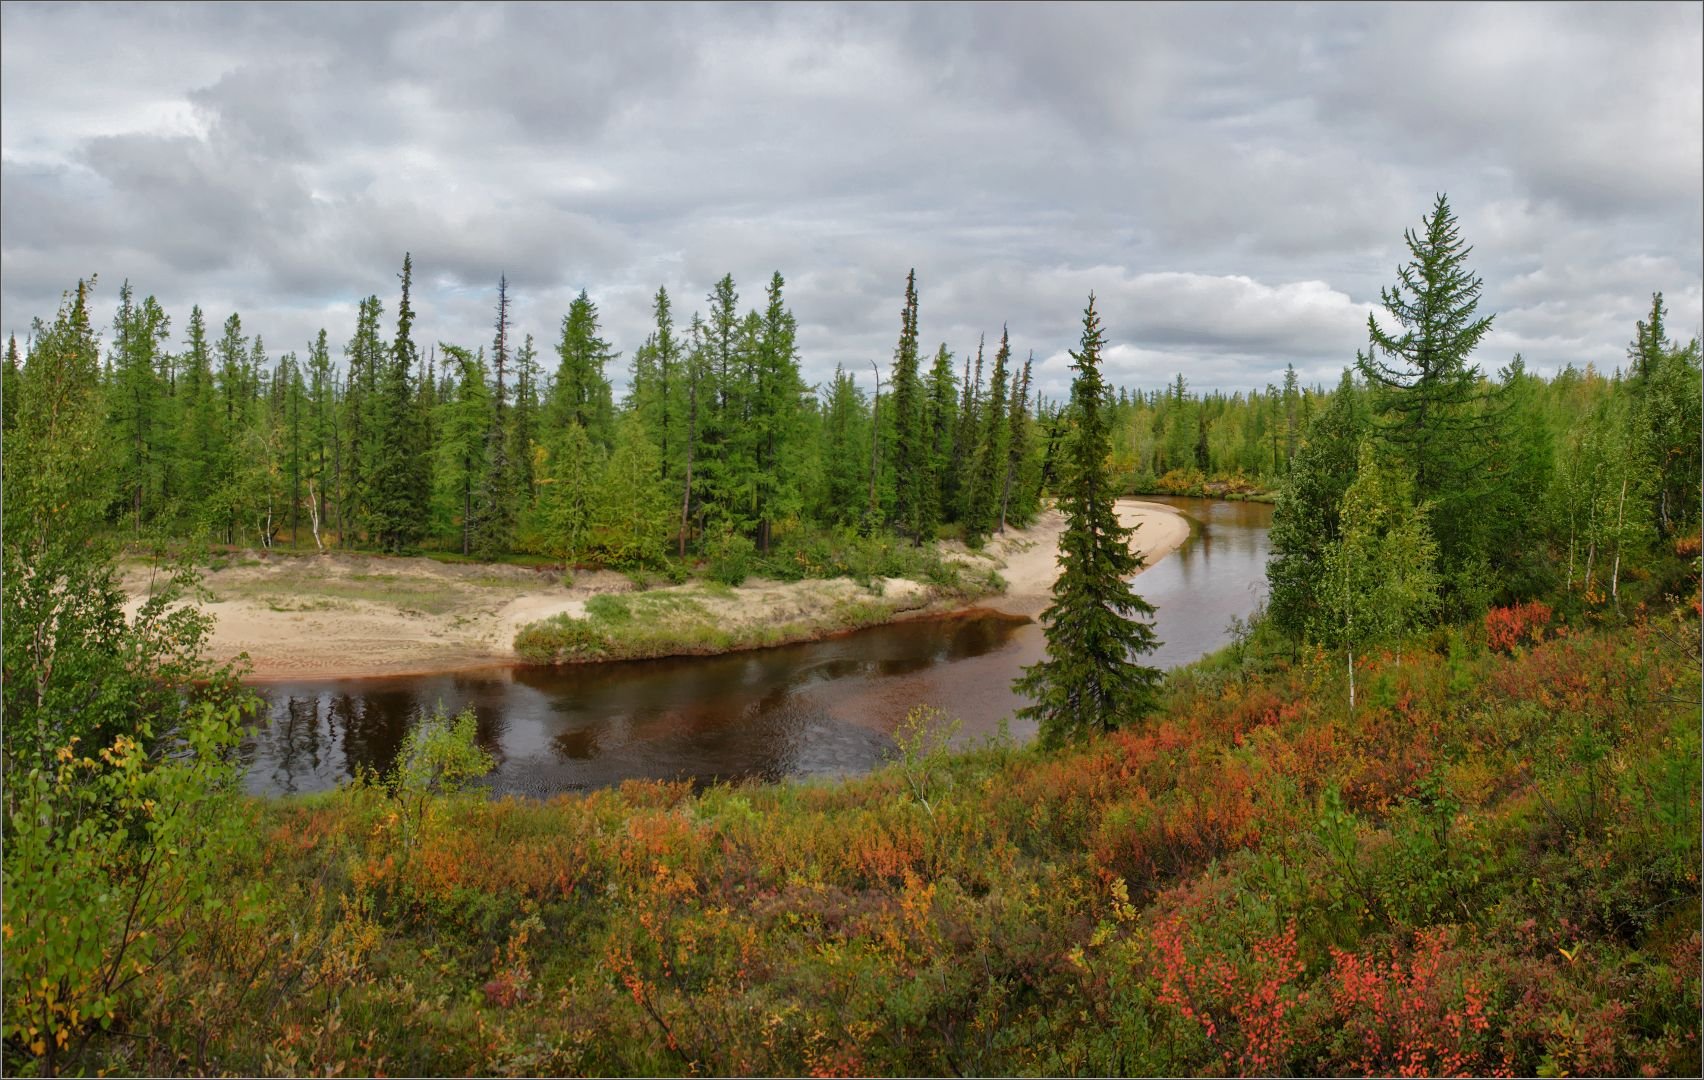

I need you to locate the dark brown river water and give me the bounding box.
[241,496,1271,797]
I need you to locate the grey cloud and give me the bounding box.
[2,1,1698,402]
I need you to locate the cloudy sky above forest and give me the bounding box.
[3,1,1700,399]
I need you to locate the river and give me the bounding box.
[240,496,1272,797]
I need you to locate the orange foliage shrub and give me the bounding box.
[1484,601,1552,653]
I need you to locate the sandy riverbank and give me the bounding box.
[120,499,1191,681]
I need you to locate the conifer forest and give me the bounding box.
[2,3,1699,1077]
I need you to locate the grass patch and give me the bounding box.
[512,569,1004,665]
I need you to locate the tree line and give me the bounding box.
[3,264,1058,569]
[1262,194,1701,705]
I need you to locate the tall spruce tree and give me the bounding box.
[368,254,428,552]
[178,305,218,529]
[963,326,1011,540]
[999,352,1034,532]
[1015,295,1161,746]
[548,289,617,448]
[696,275,748,536]
[751,272,803,553]
[887,269,931,542]
[924,342,958,530]
[819,364,870,527]
[1355,194,1495,584]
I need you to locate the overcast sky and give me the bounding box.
[3,1,1699,401]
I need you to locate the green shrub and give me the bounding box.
[706,529,756,587]
[389,705,494,851]
[585,593,633,624]
[513,613,608,663]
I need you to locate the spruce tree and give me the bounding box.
[999,352,1033,532]
[1356,193,1496,582]
[369,253,428,552]
[547,289,617,448]
[751,272,802,553]
[923,342,958,532]
[1266,370,1367,644]
[963,326,1011,540]
[696,275,748,536]
[887,269,930,542]
[1015,295,1161,746]
[819,364,870,526]
[179,305,220,531]
[342,295,385,541]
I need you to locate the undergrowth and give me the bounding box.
[24,603,1701,1077]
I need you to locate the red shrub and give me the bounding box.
[1485,602,1552,654]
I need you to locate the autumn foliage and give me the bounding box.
[19,605,1700,1076]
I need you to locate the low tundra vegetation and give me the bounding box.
[16,602,1697,1076]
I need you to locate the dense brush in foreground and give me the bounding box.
[62,607,1703,1076]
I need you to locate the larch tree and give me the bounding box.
[472,276,516,558]
[108,281,170,534]
[304,329,337,547]
[595,413,671,568]
[509,333,541,503]
[1015,295,1162,747]
[677,313,710,556]
[629,286,680,485]
[696,274,748,537]
[433,345,490,556]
